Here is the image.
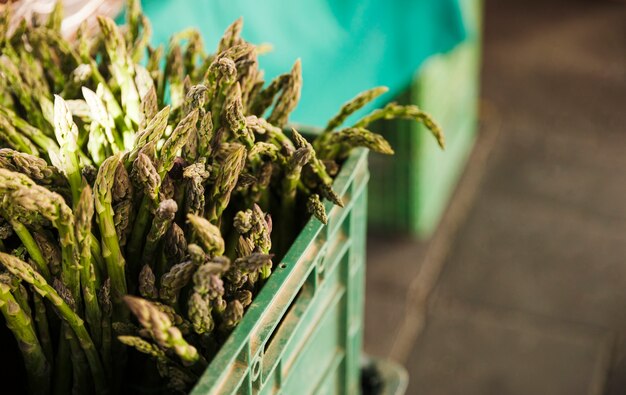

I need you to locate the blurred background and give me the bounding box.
[4,0,625,393]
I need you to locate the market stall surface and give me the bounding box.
[364,0,626,394]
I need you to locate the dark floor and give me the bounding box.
[364,0,626,394]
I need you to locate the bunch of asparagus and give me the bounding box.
[0,1,443,394]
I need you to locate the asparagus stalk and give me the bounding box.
[52,95,83,205]
[8,219,51,280]
[32,292,54,362]
[307,194,329,225]
[94,155,127,312]
[0,253,107,394]
[123,296,201,365]
[352,102,445,148]
[97,16,141,127]
[0,169,81,305]
[267,59,301,128]
[127,109,198,264]
[142,199,177,265]
[75,185,102,348]
[138,264,158,300]
[186,214,225,257]
[324,86,388,131]
[206,143,247,223]
[0,274,50,395]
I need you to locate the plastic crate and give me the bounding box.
[368,0,483,237]
[191,147,369,394]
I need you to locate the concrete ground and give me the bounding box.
[364,0,626,394]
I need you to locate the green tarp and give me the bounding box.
[135,0,466,126]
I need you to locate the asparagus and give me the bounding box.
[33,231,62,278]
[0,148,67,187]
[317,127,394,160]
[52,96,82,204]
[182,163,209,216]
[98,279,113,377]
[117,335,166,361]
[97,16,141,127]
[123,296,200,365]
[138,264,158,299]
[159,261,197,306]
[127,109,198,263]
[158,109,199,176]
[188,292,214,334]
[279,129,312,248]
[220,300,244,331]
[131,152,161,205]
[0,169,81,304]
[0,274,50,395]
[186,214,225,257]
[75,185,102,348]
[143,199,177,264]
[206,143,247,222]
[94,155,127,310]
[0,252,106,394]
[324,86,388,131]
[32,292,54,362]
[164,223,187,266]
[164,42,185,109]
[307,194,329,225]
[7,219,51,280]
[267,59,302,128]
[353,102,445,149]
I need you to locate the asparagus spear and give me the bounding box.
[186,214,225,257]
[142,199,177,264]
[158,108,199,177]
[0,148,66,187]
[182,163,209,216]
[206,143,247,222]
[75,185,102,348]
[224,83,253,147]
[117,335,167,361]
[267,59,302,128]
[127,109,198,263]
[324,86,388,131]
[164,223,187,267]
[52,95,83,205]
[55,279,90,395]
[138,264,158,300]
[7,219,51,280]
[159,261,197,306]
[0,169,81,305]
[188,292,214,335]
[94,154,127,311]
[164,42,185,109]
[33,231,62,278]
[131,152,161,205]
[307,194,329,225]
[0,253,107,394]
[0,274,50,395]
[352,102,445,148]
[97,16,141,127]
[32,291,54,363]
[220,300,244,331]
[317,127,394,160]
[123,296,200,365]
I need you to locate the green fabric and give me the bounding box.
[134,0,466,126]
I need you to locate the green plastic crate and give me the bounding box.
[191,147,369,394]
[368,0,482,237]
